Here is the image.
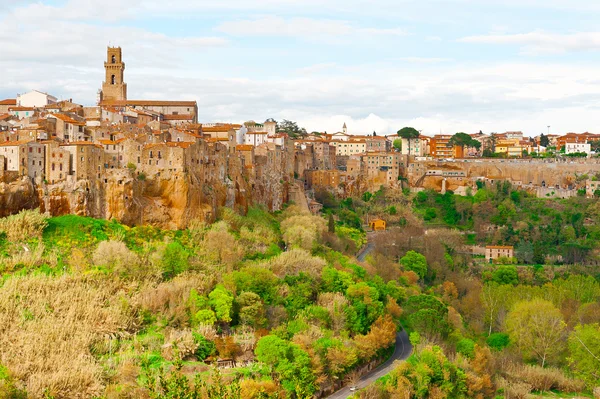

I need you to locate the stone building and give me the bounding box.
[366,136,390,153]
[0,99,16,114]
[44,141,71,184]
[485,245,514,261]
[305,169,340,189]
[101,47,127,102]
[0,140,45,178]
[332,139,366,156]
[98,47,198,123]
[47,113,87,142]
[61,142,103,181]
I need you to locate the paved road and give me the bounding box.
[326,234,413,399]
[326,330,412,399]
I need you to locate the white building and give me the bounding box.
[332,140,366,156]
[16,90,58,108]
[401,137,428,156]
[565,143,591,155]
[0,140,45,178]
[245,131,268,146]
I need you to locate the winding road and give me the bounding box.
[326,233,413,399]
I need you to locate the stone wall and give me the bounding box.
[410,159,600,191]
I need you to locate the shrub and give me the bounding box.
[161,241,189,280]
[492,265,519,285]
[503,363,585,393]
[486,333,509,351]
[0,209,48,242]
[280,214,326,251]
[192,333,216,361]
[0,274,138,398]
[264,249,326,278]
[92,240,138,275]
[456,338,476,358]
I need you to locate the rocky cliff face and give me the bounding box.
[0,178,39,217]
[1,142,294,229]
[34,170,246,229]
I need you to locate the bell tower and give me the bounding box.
[101,47,127,102]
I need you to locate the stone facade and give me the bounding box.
[101,47,127,102]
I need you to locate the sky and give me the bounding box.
[2,0,600,136]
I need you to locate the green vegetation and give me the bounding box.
[1,181,599,398]
[0,207,401,398]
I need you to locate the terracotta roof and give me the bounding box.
[9,106,35,111]
[167,141,194,148]
[99,138,126,145]
[246,131,268,135]
[101,100,197,107]
[0,114,11,121]
[236,145,254,151]
[60,141,102,148]
[181,131,202,138]
[49,113,86,126]
[0,99,16,106]
[0,140,34,147]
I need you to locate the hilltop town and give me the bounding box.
[1,47,599,228]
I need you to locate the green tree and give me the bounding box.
[236,291,266,328]
[192,333,216,361]
[456,338,476,358]
[209,285,234,324]
[161,242,189,280]
[505,299,566,367]
[397,127,420,156]
[448,132,481,153]
[486,333,510,351]
[328,213,335,233]
[404,295,450,338]
[255,335,316,397]
[491,265,519,285]
[540,133,550,147]
[393,138,402,152]
[345,282,384,334]
[277,120,307,139]
[400,250,428,279]
[568,324,600,386]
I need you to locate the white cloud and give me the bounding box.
[216,16,406,39]
[460,31,600,55]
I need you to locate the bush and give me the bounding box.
[487,333,509,351]
[161,242,189,280]
[492,265,519,285]
[264,249,326,278]
[0,209,48,242]
[92,240,138,274]
[504,363,585,393]
[456,338,475,358]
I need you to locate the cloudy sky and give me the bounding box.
[2,0,600,136]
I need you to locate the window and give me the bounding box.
[111,55,116,63]
[111,75,116,85]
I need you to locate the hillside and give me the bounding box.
[0,185,599,399]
